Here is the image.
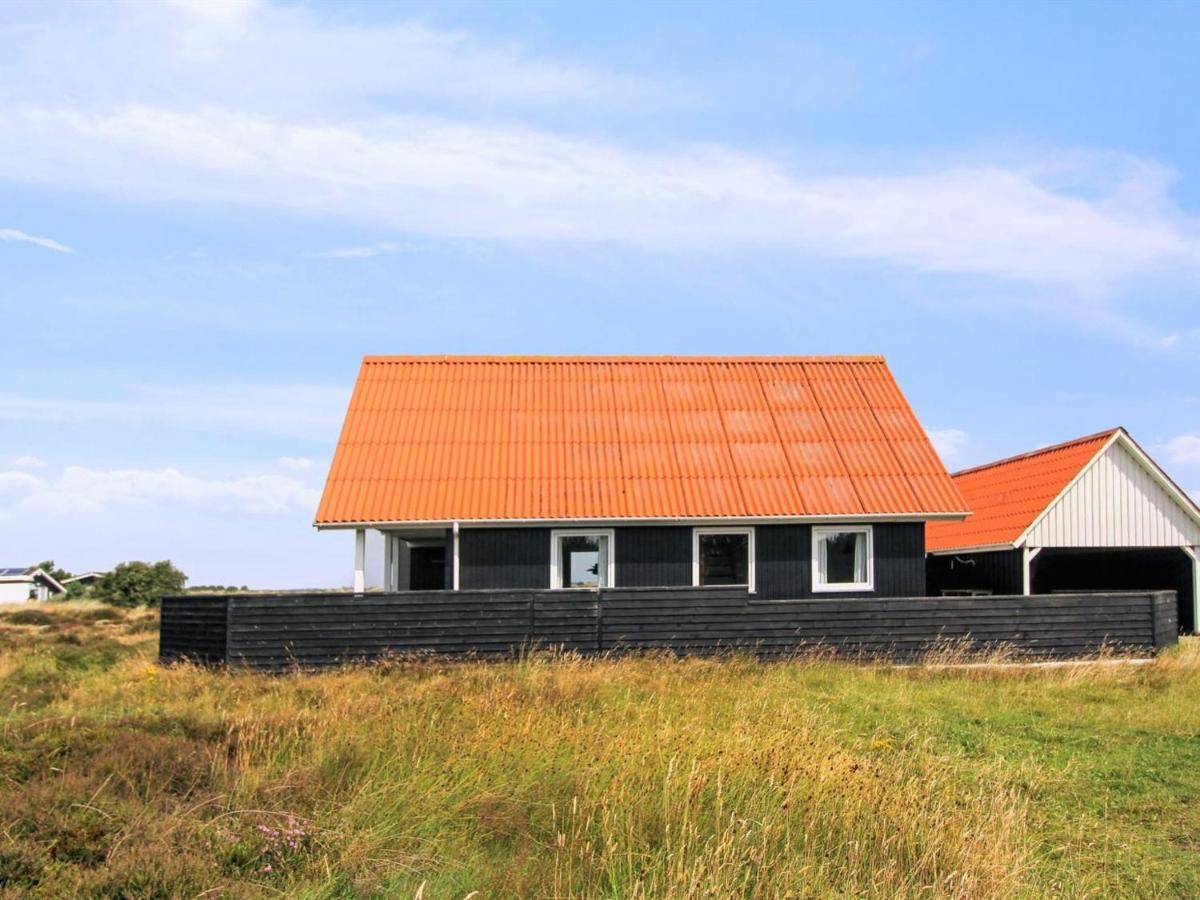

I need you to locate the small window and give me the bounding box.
[693,527,755,591]
[812,526,873,592]
[551,530,614,589]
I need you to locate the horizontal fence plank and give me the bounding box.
[159,588,1178,670]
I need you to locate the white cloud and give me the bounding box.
[0,105,1194,293]
[0,227,71,253]
[0,461,338,587]
[0,2,668,113]
[316,242,407,259]
[0,383,347,440]
[928,427,969,464]
[10,455,46,468]
[1164,435,1200,464]
[0,470,42,498]
[278,456,314,471]
[0,4,1195,297]
[0,464,318,517]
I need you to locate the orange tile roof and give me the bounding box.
[315,356,968,525]
[925,428,1119,552]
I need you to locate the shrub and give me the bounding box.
[91,561,187,607]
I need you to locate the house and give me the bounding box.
[316,355,968,598]
[62,571,107,589]
[0,567,67,603]
[926,428,1200,633]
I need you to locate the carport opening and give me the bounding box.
[1030,547,1194,633]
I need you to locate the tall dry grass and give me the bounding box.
[1,603,1196,897]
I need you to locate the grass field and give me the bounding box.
[1,602,1196,898]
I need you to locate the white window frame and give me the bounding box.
[550,529,615,590]
[692,526,756,593]
[811,525,874,593]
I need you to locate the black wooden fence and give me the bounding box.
[159,587,1179,670]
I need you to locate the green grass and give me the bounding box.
[0,602,1195,898]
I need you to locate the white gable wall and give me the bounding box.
[1025,439,1200,548]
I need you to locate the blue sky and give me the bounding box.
[2,0,1198,588]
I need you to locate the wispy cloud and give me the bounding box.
[0,464,318,516]
[928,427,969,465]
[0,383,347,440]
[1164,434,1200,464]
[0,0,674,113]
[315,242,408,259]
[0,228,71,253]
[278,456,314,471]
[10,455,46,468]
[1,106,1195,294]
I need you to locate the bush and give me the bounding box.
[91,561,187,607]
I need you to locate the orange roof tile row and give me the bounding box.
[316,356,968,525]
[925,429,1118,552]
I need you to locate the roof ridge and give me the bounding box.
[362,354,887,365]
[951,427,1123,478]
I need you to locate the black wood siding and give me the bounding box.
[457,522,925,597]
[161,588,1179,670]
[926,549,1024,596]
[615,527,691,587]
[459,527,550,589]
[756,523,925,600]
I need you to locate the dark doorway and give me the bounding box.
[409,544,447,591]
[1032,547,1194,633]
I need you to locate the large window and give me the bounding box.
[812,525,873,592]
[693,527,755,591]
[551,530,614,589]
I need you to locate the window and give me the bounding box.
[551,530,614,589]
[812,526,873,592]
[692,527,755,591]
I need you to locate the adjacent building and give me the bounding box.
[927,428,1200,632]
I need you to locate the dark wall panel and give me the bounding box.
[927,549,1023,597]
[615,527,691,587]
[757,523,925,601]
[459,522,925,596]
[459,528,550,590]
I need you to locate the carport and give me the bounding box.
[926,428,1200,633]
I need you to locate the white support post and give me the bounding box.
[1184,546,1199,635]
[382,533,394,592]
[353,528,366,594]
[452,521,461,591]
[1021,545,1042,595]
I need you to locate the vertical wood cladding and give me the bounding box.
[459,527,550,590]
[756,523,925,600]
[458,522,925,598]
[615,527,691,587]
[926,549,1023,596]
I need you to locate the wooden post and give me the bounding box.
[1184,546,1199,635]
[452,522,461,591]
[353,528,366,594]
[1021,545,1042,595]
[382,533,394,592]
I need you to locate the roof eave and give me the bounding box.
[314,511,972,530]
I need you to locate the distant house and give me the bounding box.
[0,567,67,603]
[316,355,968,597]
[926,428,1200,633]
[62,571,107,589]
